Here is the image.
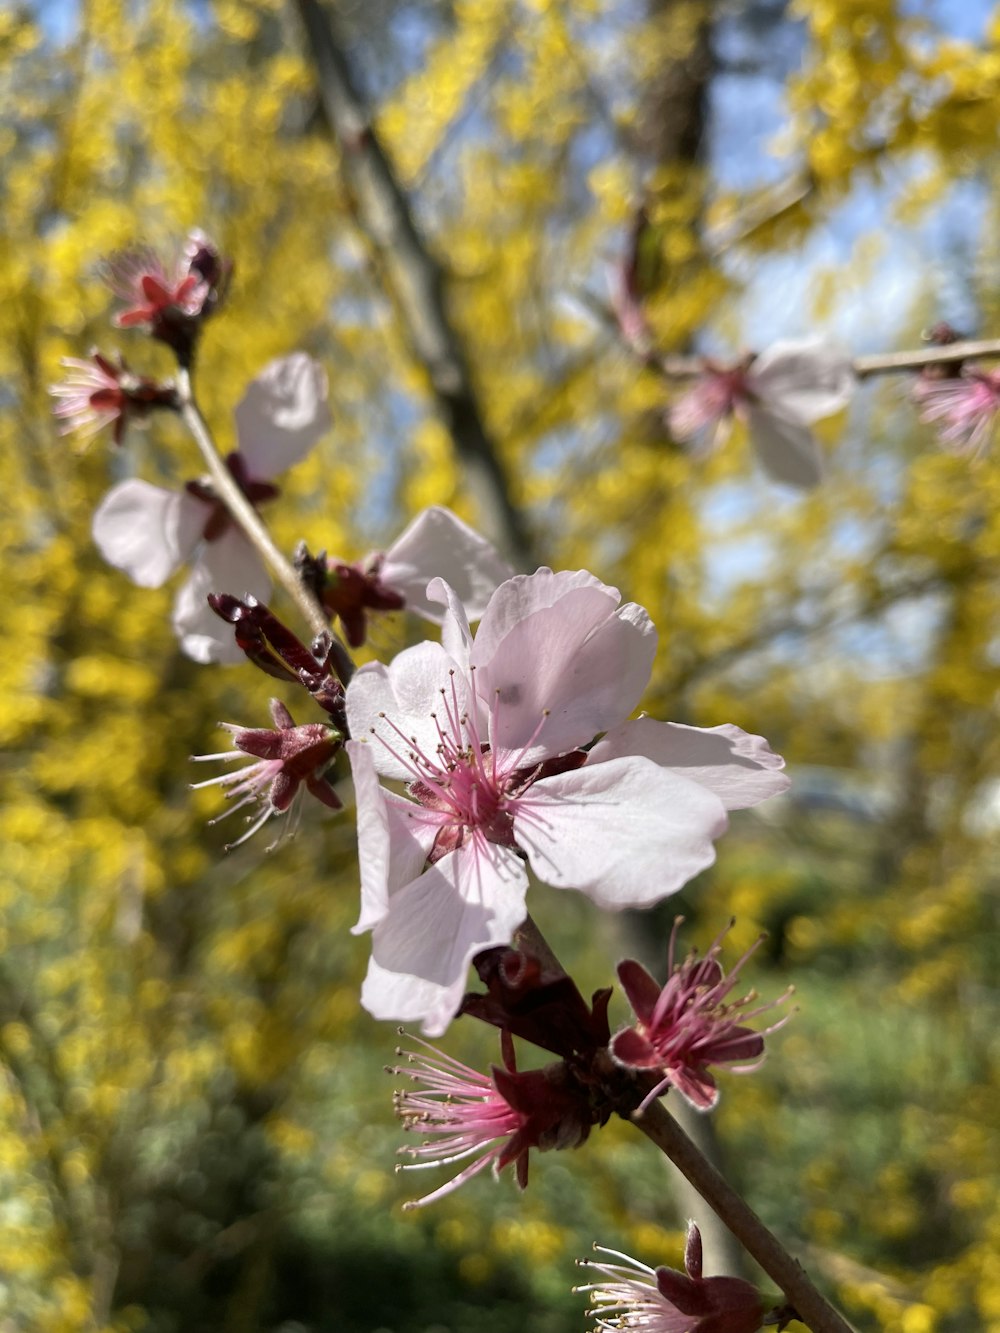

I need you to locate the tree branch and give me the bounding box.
[292,0,536,567]
[174,367,335,646]
[633,1101,857,1333]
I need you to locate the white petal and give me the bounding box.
[347,740,437,934]
[476,589,656,765]
[379,506,514,623]
[234,352,331,477]
[92,480,203,588]
[589,718,790,810]
[746,406,825,489]
[513,756,727,909]
[472,567,614,665]
[363,840,528,1035]
[426,576,474,669]
[173,531,271,664]
[344,641,471,781]
[747,339,854,422]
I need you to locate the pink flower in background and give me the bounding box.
[911,366,1000,458]
[92,353,330,663]
[320,505,513,647]
[191,698,342,850]
[49,351,175,447]
[611,919,792,1112]
[346,567,790,1034]
[104,229,230,342]
[669,339,854,489]
[576,1224,772,1333]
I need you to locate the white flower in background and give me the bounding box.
[92,353,330,663]
[319,505,514,647]
[669,339,854,489]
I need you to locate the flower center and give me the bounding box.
[375,671,518,860]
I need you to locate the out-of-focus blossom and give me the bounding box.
[911,366,1000,459]
[668,339,854,489]
[92,353,329,663]
[611,919,792,1112]
[307,506,513,649]
[49,351,176,447]
[104,229,231,357]
[346,567,789,1034]
[576,1224,773,1333]
[191,699,342,849]
[391,1030,600,1208]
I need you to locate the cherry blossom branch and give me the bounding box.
[292,0,536,568]
[581,290,1000,383]
[174,366,335,645]
[631,1100,856,1333]
[850,338,1000,377]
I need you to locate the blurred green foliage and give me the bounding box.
[1,0,998,1330]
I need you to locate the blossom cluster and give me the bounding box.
[57,228,803,1308]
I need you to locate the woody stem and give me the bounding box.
[174,365,337,646]
[513,912,854,1333]
[653,336,1000,380]
[631,1101,856,1333]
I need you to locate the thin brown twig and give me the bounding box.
[510,914,855,1333]
[292,0,535,568]
[632,1100,857,1333]
[584,292,1000,382]
[174,366,336,646]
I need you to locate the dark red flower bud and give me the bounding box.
[207,594,350,718]
[461,945,611,1060]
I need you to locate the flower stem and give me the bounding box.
[653,337,1000,381]
[631,1101,856,1333]
[174,366,336,646]
[512,913,855,1333]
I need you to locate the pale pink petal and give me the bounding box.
[92,479,203,588]
[363,838,529,1035]
[379,506,513,623]
[746,405,825,489]
[173,530,271,664]
[476,590,656,764]
[347,740,437,934]
[588,719,790,810]
[234,353,331,477]
[426,576,474,669]
[747,339,853,421]
[345,641,471,782]
[512,756,728,909]
[471,568,612,664]
[668,376,739,447]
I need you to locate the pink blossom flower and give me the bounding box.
[910,366,1000,459]
[104,230,230,354]
[92,353,329,664]
[611,919,792,1112]
[576,1224,772,1333]
[346,568,790,1034]
[668,339,853,489]
[318,506,514,647]
[191,698,342,850]
[391,1030,597,1208]
[49,351,175,447]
